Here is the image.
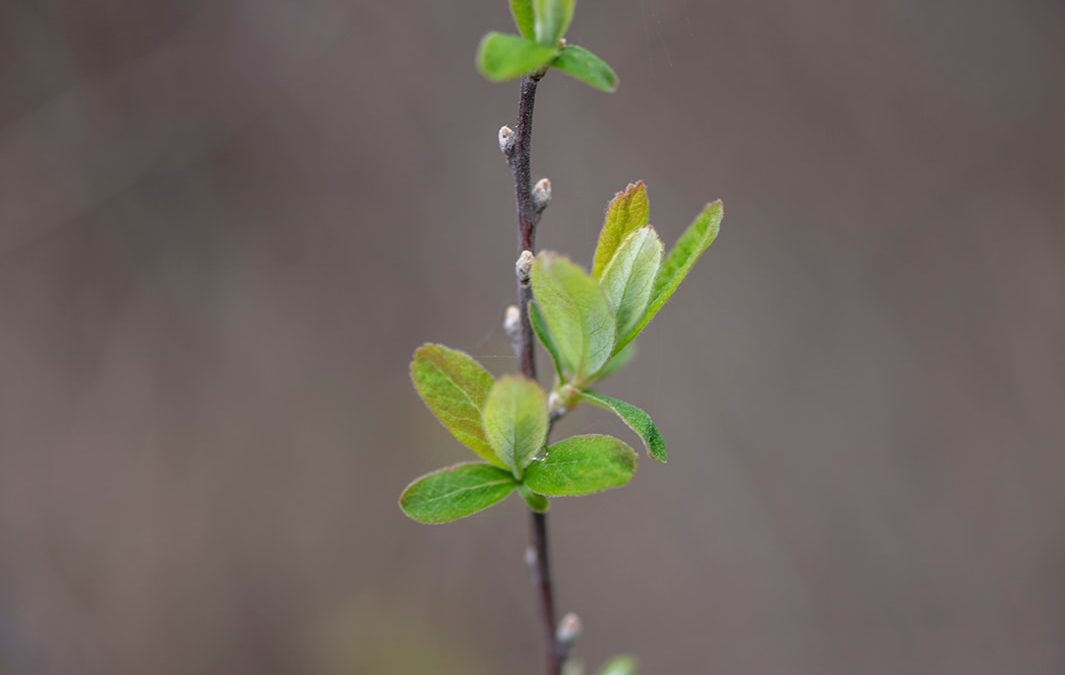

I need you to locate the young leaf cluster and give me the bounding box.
[400,185,722,523]
[530,182,723,463]
[477,0,618,92]
[400,344,637,524]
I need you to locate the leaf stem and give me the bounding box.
[506,70,564,675]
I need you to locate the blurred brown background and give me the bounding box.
[2,0,1064,673]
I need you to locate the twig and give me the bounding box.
[503,71,564,675]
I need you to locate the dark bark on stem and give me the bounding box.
[510,74,542,381]
[528,509,561,674]
[505,72,563,675]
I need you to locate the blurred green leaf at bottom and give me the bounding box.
[599,655,638,675]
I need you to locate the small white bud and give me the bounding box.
[532,178,552,211]
[516,250,535,285]
[503,305,522,341]
[556,612,582,645]
[548,391,567,418]
[525,546,538,570]
[498,125,516,155]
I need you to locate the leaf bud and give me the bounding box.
[556,612,582,645]
[516,249,535,285]
[499,125,516,155]
[550,384,579,417]
[532,178,552,211]
[503,304,522,341]
[525,546,539,577]
[548,391,567,419]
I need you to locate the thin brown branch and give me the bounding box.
[507,73,544,382]
[504,71,564,675]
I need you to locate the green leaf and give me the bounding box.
[579,390,666,462]
[518,484,550,512]
[529,300,564,381]
[523,434,636,496]
[562,661,586,675]
[482,375,549,478]
[533,0,575,45]
[410,343,501,466]
[592,182,650,279]
[399,463,517,524]
[599,226,663,338]
[509,0,536,39]
[616,200,723,351]
[598,655,638,675]
[531,253,615,380]
[476,32,559,82]
[552,44,618,92]
[592,341,636,380]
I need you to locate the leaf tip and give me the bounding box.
[702,199,724,240]
[397,484,431,525]
[619,180,646,199]
[408,342,434,379]
[474,33,495,79]
[534,249,582,270]
[704,198,724,219]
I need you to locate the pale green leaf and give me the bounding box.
[531,253,615,379]
[482,375,548,478]
[592,341,636,381]
[518,484,550,512]
[598,655,637,675]
[476,32,558,82]
[529,300,565,381]
[410,343,501,466]
[579,390,666,462]
[562,661,586,675]
[510,0,536,39]
[599,226,663,338]
[592,182,650,279]
[399,463,517,524]
[533,0,575,45]
[616,200,723,351]
[552,44,618,92]
[523,434,636,496]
